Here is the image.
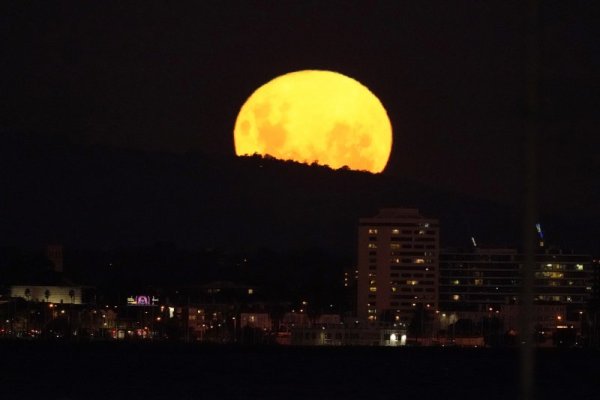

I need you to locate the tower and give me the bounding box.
[357,209,439,323]
[46,244,63,273]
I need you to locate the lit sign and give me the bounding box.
[127,295,159,306]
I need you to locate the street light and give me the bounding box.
[232,317,237,343]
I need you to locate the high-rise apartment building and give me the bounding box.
[357,209,439,323]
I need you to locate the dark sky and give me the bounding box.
[1,1,599,249]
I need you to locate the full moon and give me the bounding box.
[233,70,392,173]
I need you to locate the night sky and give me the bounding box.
[2,1,598,253]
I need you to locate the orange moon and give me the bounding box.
[233,70,392,173]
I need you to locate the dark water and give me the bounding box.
[0,341,598,399]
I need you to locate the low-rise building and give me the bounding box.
[291,323,406,346]
[10,285,83,304]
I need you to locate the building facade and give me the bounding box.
[439,247,592,324]
[291,323,406,346]
[357,208,439,323]
[10,285,82,304]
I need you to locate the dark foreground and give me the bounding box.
[0,341,598,400]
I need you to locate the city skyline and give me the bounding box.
[2,3,598,399]
[2,213,595,348]
[1,0,598,330]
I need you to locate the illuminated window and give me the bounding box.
[414,258,425,264]
[406,280,419,286]
[536,271,564,279]
[368,228,378,235]
[474,279,483,286]
[390,243,401,250]
[368,243,377,249]
[369,287,377,292]
[452,294,460,301]
[576,264,584,271]
[452,279,460,285]
[391,229,400,235]
[248,288,254,295]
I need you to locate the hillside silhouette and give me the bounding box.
[1,130,595,255]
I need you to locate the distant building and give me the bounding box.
[240,313,272,330]
[10,285,82,304]
[195,281,256,303]
[8,244,87,305]
[342,267,358,315]
[291,322,406,346]
[439,248,520,312]
[46,244,64,273]
[439,247,592,324]
[281,311,310,329]
[501,304,567,331]
[357,208,440,323]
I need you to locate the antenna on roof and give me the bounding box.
[471,237,477,248]
[535,223,544,247]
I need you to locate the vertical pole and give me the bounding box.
[186,295,190,343]
[521,1,540,399]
